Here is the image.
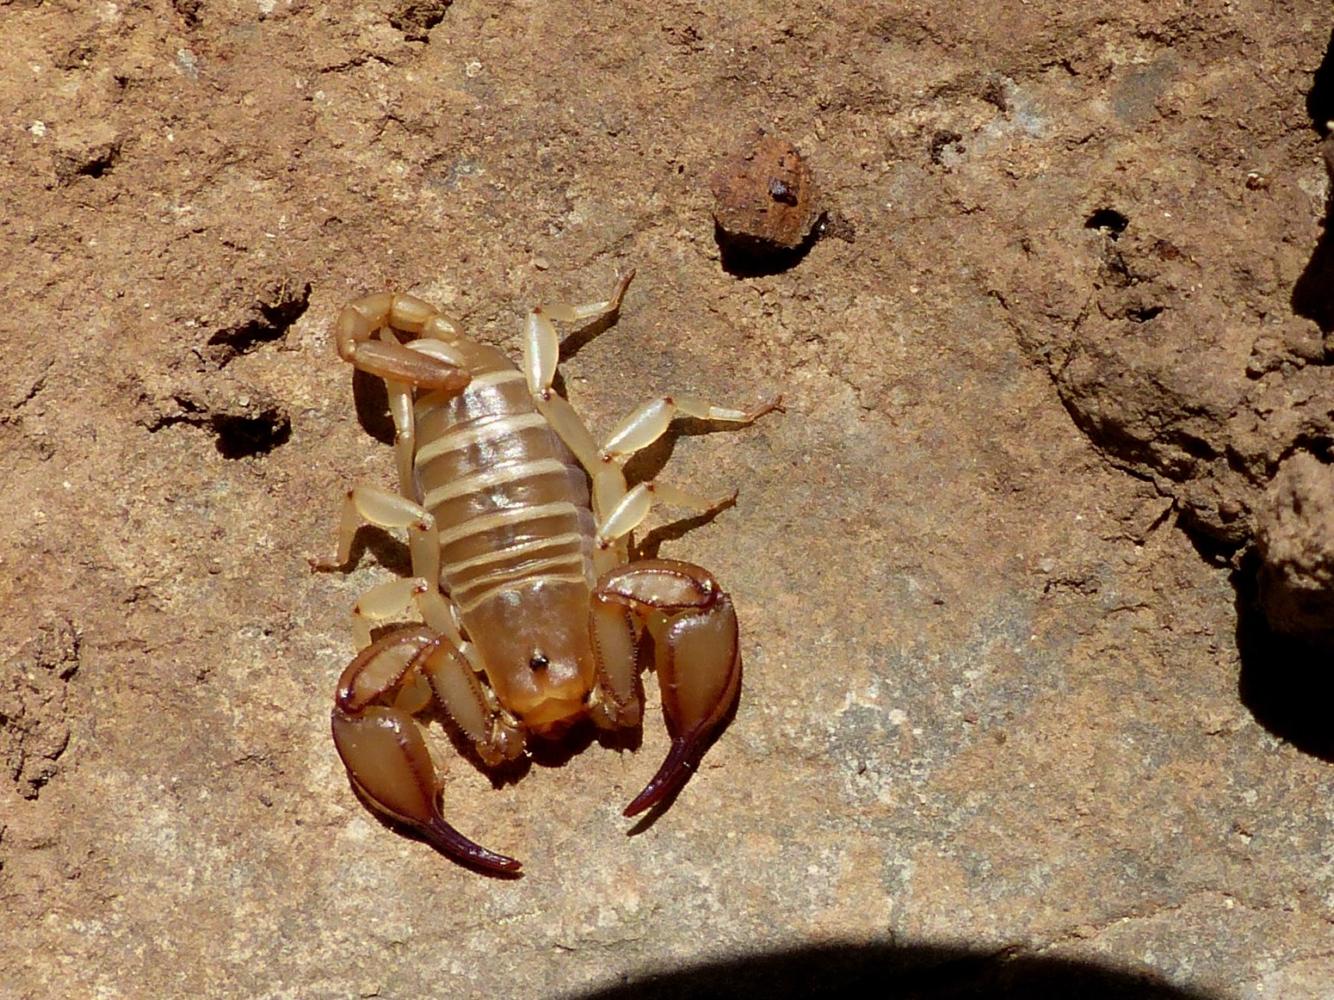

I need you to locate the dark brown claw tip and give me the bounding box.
[623,737,696,818]
[422,817,523,874]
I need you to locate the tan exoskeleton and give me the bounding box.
[317,270,777,873]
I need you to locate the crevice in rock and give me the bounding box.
[1084,208,1129,238]
[143,393,291,459]
[1126,304,1164,323]
[206,281,311,367]
[210,409,291,458]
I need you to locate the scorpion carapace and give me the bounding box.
[318,270,777,873]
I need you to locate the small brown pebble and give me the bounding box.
[710,134,821,253]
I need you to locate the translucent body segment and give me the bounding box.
[318,484,450,648]
[346,339,471,390]
[334,293,471,391]
[421,313,465,342]
[356,576,430,621]
[328,484,439,582]
[350,576,427,649]
[519,272,634,477]
[393,668,434,714]
[350,484,430,530]
[594,483,735,577]
[522,308,559,397]
[386,293,438,334]
[418,640,525,766]
[339,627,433,712]
[407,338,475,369]
[349,292,395,325]
[597,485,653,544]
[591,395,777,568]
[589,600,639,723]
[418,640,490,742]
[386,380,416,497]
[533,393,600,471]
[659,597,739,731]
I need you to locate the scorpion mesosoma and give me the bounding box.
[319,270,776,873]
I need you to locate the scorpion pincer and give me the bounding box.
[317,270,777,873]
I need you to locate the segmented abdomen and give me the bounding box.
[413,351,595,614]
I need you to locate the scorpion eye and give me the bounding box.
[528,651,550,672]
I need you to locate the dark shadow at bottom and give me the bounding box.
[569,941,1216,1000]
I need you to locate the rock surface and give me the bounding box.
[1256,452,1334,640]
[1,3,1331,999]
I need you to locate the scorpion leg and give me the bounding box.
[592,394,781,570]
[590,560,742,817]
[517,270,776,566]
[337,293,471,494]
[332,627,524,873]
[521,271,634,476]
[313,484,461,649]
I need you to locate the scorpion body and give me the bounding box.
[319,271,776,873]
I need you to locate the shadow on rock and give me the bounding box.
[1233,555,1334,762]
[1292,26,1334,333]
[1303,26,1334,127]
[715,219,822,278]
[570,941,1217,1000]
[1291,209,1334,334]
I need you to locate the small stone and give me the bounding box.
[710,133,821,254]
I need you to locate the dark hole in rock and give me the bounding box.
[1292,29,1334,332]
[207,283,312,364]
[1084,208,1129,237]
[78,148,117,178]
[211,410,291,459]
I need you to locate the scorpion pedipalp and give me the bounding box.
[334,294,472,392]
[590,559,742,817]
[331,629,522,874]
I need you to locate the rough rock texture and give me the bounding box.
[1,2,1332,999]
[1,621,81,800]
[1256,452,1334,639]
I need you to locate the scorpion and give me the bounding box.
[318,270,776,873]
